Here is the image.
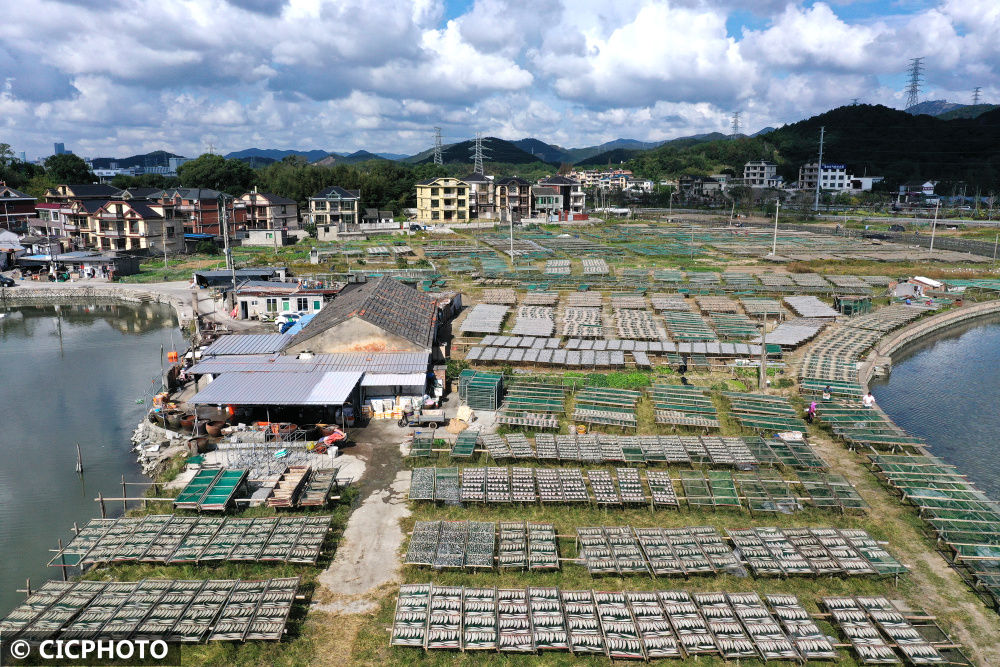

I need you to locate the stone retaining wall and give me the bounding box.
[860,300,1000,389]
[0,286,190,324]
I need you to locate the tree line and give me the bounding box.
[0,144,559,214]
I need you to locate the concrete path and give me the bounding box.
[312,470,410,614]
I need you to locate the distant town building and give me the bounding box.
[53,142,67,155]
[848,176,883,192]
[415,177,469,223]
[309,186,360,241]
[624,178,654,193]
[798,162,850,191]
[167,157,191,172]
[897,180,937,204]
[679,176,722,198]
[568,168,632,189]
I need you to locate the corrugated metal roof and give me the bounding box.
[202,334,290,356]
[189,370,362,405]
[361,372,426,388]
[189,351,429,375]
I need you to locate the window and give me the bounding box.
[297,297,309,311]
[266,232,273,239]
[281,205,287,214]
[282,299,291,311]
[266,298,278,313]
[313,300,321,310]
[431,188,439,196]
[166,226,175,238]
[431,200,439,208]
[324,226,330,234]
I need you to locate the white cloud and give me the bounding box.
[0,0,994,160]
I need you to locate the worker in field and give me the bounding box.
[863,392,876,409]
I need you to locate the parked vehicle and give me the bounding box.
[398,408,445,429]
[0,275,16,287]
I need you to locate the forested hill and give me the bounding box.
[627,105,1000,190]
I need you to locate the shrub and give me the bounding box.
[195,239,220,255]
[445,359,469,380]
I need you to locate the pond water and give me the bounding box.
[870,314,1000,501]
[0,303,180,615]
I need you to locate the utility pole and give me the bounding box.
[770,199,780,255]
[813,126,825,213]
[668,190,675,221]
[729,199,735,227]
[161,217,169,270]
[993,232,998,264]
[508,203,514,269]
[929,199,940,252]
[218,193,236,294]
[730,111,741,139]
[759,313,768,391]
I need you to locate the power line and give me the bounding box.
[432,127,443,166]
[730,111,741,139]
[905,57,924,108]
[973,86,982,105]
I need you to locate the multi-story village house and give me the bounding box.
[0,182,37,232]
[86,199,184,254]
[461,172,495,220]
[309,186,361,241]
[494,176,531,221]
[416,177,469,223]
[537,175,586,214]
[159,188,241,237]
[234,188,298,231]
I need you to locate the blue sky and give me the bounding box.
[0,0,996,160]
